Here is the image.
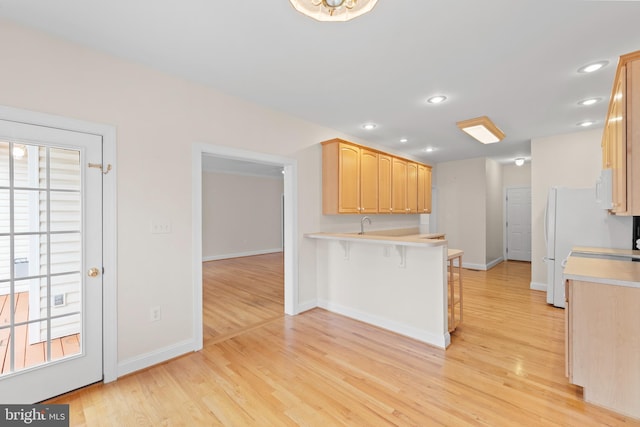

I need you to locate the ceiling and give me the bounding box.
[2,1,640,168]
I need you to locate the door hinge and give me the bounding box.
[88,163,112,175]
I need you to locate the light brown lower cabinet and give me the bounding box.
[565,279,640,419]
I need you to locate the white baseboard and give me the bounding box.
[530,281,547,292]
[296,299,317,314]
[462,256,504,271]
[203,248,283,262]
[317,299,449,349]
[117,339,196,378]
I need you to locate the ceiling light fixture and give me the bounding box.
[456,116,505,144]
[578,97,601,106]
[399,138,408,143]
[289,0,378,22]
[577,120,595,127]
[424,147,434,153]
[577,60,609,74]
[362,123,377,130]
[515,158,525,167]
[427,95,447,104]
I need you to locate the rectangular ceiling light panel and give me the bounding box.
[456,116,505,144]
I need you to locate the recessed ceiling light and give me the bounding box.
[424,147,434,153]
[399,138,408,143]
[515,158,525,167]
[577,60,609,73]
[427,95,447,104]
[578,97,601,106]
[577,120,595,127]
[362,123,377,130]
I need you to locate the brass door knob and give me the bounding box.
[88,267,100,277]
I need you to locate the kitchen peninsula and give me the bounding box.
[306,228,452,349]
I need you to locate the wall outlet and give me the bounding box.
[151,220,172,234]
[150,306,161,322]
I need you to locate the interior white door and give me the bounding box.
[0,119,103,403]
[506,187,532,262]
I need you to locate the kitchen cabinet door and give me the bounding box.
[392,157,407,213]
[407,162,418,214]
[360,148,379,214]
[378,154,392,213]
[417,164,432,214]
[338,143,360,213]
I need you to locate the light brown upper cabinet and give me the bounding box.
[378,153,392,214]
[417,164,432,214]
[322,139,375,214]
[391,157,408,214]
[359,147,379,214]
[602,50,640,215]
[406,162,419,214]
[322,138,432,215]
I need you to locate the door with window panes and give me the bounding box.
[0,119,103,403]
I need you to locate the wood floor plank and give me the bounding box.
[46,255,640,425]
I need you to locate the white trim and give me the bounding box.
[296,299,318,314]
[117,339,194,378]
[530,281,547,292]
[462,256,503,271]
[192,143,299,352]
[203,248,283,262]
[317,299,450,349]
[0,105,118,384]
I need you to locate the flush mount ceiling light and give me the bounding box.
[427,95,447,104]
[577,60,609,74]
[399,138,408,143]
[362,122,377,130]
[515,157,525,167]
[456,116,505,144]
[289,0,378,22]
[577,120,595,127]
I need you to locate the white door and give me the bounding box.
[0,119,103,403]
[506,187,532,262]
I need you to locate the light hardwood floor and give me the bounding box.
[47,254,639,426]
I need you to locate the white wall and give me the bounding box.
[485,159,503,264]
[503,162,531,188]
[530,128,602,287]
[436,158,487,267]
[0,20,423,369]
[202,172,283,260]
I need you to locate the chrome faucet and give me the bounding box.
[359,216,372,235]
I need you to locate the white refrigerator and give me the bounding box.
[544,187,632,307]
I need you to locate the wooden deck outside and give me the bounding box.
[0,291,80,374]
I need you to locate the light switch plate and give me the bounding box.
[151,220,172,234]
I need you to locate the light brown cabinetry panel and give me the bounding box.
[407,162,418,214]
[417,164,432,214]
[360,148,379,214]
[322,138,432,215]
[602,50,640,215]
[566,279,640,418]
[378,154,392,213]
[392,157,407,213]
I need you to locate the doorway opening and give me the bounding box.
[191,143,298,351]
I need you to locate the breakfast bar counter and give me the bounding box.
[306,228,451,349]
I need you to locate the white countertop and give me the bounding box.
[564,255,640,288]
[305,228,447,247]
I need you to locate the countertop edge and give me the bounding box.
[563,256,640,289]
[305,232,447,247]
